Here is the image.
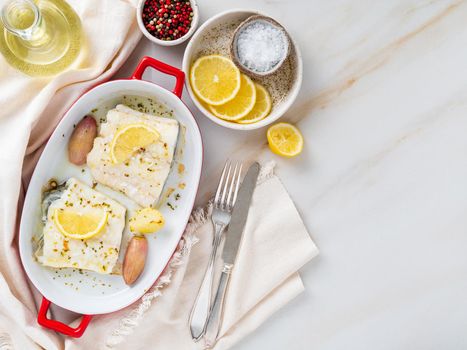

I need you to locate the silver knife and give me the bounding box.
[203,162,260,347]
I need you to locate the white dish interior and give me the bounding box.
[182,9,303,131]
[19,79,202,315]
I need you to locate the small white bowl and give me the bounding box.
[136,0,199,47]
[182,9,303,131]
[231,15,291,77]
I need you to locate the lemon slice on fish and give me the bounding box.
[110,123,160,164]
[54,208,108,240]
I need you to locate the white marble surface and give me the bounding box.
[116,0,467,349]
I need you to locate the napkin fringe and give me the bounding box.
[257,161,275,184]
[0,333,13,350]
[103,161,276,348]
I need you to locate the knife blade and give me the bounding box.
[203,162,260,346]
[222,161,260,265]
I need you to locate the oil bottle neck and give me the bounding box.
[1,0,45,41]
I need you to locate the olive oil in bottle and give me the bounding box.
[0,0,83,76]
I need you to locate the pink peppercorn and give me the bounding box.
[142,0,193,40]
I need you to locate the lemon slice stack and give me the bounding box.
[190,55,272,123]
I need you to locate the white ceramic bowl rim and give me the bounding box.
[182,8,303,131]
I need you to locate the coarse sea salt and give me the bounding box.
[235,19,288,74]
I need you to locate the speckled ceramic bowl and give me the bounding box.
[182,9,303,131]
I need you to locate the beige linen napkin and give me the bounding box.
[0,0,141,348]
[65,162,318,350]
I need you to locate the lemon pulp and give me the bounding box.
[267,122,304,157]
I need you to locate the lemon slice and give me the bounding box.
[267,123,304,157]
[129,207,165,234]
[237,83,272,124]
[208,74,256,121]
[190,55,241,106]
[110,123,160,164]
[54,208,108,240]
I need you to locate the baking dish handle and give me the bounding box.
[131,56,185,98]
[38,297,92,338]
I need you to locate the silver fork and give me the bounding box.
[189,161,243,341]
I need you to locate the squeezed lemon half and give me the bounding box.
[54,208,108,240]
[110,123,160,164]
[267,123,304,158]
[129,207,165,234]
[190,55,241,106]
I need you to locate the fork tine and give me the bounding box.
[232,163,243,206]
[220,163,232,209]
[214,161,229,207]
[226,162,239,210]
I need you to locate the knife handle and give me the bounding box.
[204,263,233,348]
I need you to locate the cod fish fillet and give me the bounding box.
[37,177,126,274]
[87,105,179,207]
